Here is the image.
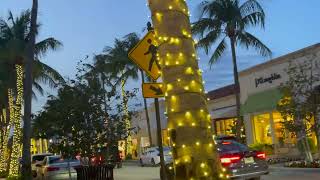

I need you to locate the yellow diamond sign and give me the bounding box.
[128,31,161,80]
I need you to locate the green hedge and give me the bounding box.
[249,143,274,155]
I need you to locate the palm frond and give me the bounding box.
[35,38,63,57]
[240,0,265,28]
[242,12,265,28]
[240,0,265,17]
[196,30,224,54]
[198,0,223,18]
[32,81,44,96]
[33,60,65,88]
[209,38,227,67]
[192,18,221,38]
[237,31,272,57]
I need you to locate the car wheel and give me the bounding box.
[151,158,156,166]
[140,159,144,167]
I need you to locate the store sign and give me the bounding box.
[255,73,282,87]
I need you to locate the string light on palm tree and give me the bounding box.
[147,0,229,179]
[9,64,24,177]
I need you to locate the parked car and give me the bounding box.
[31,153,53,178]
[162,140,269,180]
[35,155,80,180]
[140,146,172,166]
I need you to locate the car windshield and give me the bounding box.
[32,155,49,162]
[217,141,248,153]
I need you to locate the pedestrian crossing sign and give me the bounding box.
[128,31,161,80]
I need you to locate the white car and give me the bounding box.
[31,153,53,178]
[140,146,172,166]
[35,155,80,180]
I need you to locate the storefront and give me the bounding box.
[240,43,320,155]
[131,43,320,157]
[31,138,49,155]
[207,84,238,136]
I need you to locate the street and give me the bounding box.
[114,162,320,180]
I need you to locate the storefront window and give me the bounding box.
[215,118,236,136]
[252,113,272,144]
[162,129,170,146]
[272,112,296,146]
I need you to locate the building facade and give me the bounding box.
[240,43,320,155]
[131,100,168,157]
[131,43,320,156]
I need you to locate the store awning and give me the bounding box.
[241,88,283,114]
[211,106,236,120]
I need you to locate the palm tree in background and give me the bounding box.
[0,7,64,178]
[96,33,149,157]
[192,0,272,139]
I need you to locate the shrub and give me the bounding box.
[0,171,8,178]
[284,160,320,168]
[249,143,274,155]
[125,153,132,160]
[7,175,21,180]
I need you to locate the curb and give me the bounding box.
[269,166,320,172]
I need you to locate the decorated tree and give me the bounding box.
[33,61,138,163]
[277,56,320,161]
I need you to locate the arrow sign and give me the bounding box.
[128,31,161,81]
[142,83,164,98]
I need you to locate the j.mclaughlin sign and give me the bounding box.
[255,73,282,87]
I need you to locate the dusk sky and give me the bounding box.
[1,0,320,112]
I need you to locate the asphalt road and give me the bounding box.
[114,162,320,180]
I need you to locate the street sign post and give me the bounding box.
[128,30,161,80]
[142,83,164,98]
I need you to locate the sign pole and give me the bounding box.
[154,79,167,180]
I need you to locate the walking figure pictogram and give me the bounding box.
[144,39,161,72]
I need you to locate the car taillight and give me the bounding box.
[220,155,241,166]
[256,152,266,159]
[47,167,60,172]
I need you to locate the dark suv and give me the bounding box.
[162,140,268,180]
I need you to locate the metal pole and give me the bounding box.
[141,70,153,146]
[154,96,167,180]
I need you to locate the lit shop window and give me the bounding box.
[252,114,272,144]
[215,118,236,136]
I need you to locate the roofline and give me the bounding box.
[239,43,320,76]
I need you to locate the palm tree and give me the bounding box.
[96,33,142,157]
[22,0,38,178]
[192,0,272,139]
[0,8,63,178]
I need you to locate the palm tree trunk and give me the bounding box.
[230,37,242,141]
[22,0,38,179]
[149,1,223,179]
[9,65,24,177]
[140,70,153,146]
[0,91,13,173]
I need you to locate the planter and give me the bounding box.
[284,160,320,168]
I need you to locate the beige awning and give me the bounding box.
[211,106,236,120]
